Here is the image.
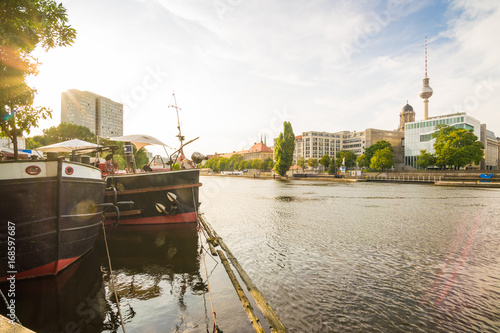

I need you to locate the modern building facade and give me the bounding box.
[403,113,481,167]
[291,128,404,168]
[61,89,123,138]
[298,131,342,163]
[480,124,499,170]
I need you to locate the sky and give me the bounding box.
[29,0,500,158]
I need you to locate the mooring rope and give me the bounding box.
[192,180,223,333]
[101,219,127,333]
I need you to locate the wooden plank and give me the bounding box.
[199,215,288,333]
[104,209,142,217]
[105,183,202,196]
[217,250,266,333]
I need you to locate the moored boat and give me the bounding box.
[0,146,116,281]
[103,134,202,225]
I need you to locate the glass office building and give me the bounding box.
[404,113,481,167]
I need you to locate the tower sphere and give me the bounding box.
[420,77,433,99]
[419,86,433,99]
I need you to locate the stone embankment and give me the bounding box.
[202,170,500,188]
[364,170,500,188]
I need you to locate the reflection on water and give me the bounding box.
[0,248,105,333]
[200,178,500,333]
[95,223,204,332]
[1,223,206,333]
[2,179,500,332]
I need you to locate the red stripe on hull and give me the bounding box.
[0,256,79,282]
[107,212,198,225]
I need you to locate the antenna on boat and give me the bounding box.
[168,91,185,154]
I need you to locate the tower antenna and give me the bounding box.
[425,36,428,78]
[419,36,433,120]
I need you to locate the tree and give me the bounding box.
[356,154,370,169]
[264,157,274,171]
[235,160,244,171]
[1,1,77,159]
[414,150,436,169]
[297,156,306,172]
[217,157,229,172]
[327,160,336,175]
[251,158,262,169]
[274,121,295,176]
[27,122,96,148]
[267,159,274,170]
[227,153,243,170]
[307,158,319,169]
[369,147,394,170]
[432,125,484,169]
[364,140,393,162]
[335,150,356,169]
[319,154,330,170]
[258,160,267,170]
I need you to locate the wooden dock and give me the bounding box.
[0,315,35,333]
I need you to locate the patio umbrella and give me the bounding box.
[36,139,101,153]
[108,134,172,151]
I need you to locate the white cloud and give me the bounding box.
[28,0,500,156]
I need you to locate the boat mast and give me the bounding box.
[168,92,184,155]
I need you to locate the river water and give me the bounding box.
[2,177,500,332]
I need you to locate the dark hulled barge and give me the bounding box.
[0,157,108,281]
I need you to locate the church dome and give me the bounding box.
[402,103,413,112]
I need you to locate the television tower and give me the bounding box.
[419,36,433,120]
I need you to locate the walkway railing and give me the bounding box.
[365,174,441,183]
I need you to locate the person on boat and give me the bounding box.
[105,154,115,175]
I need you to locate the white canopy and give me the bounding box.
[36,139,101,153]
[109,134,172,151]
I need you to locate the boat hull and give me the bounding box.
[0,160,105,281]
[104,169,201,225]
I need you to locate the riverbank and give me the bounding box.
[202,170,500,187]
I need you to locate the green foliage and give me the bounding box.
[319,154,330,169]
[258,160,267,170]
[297,156,306,171]
[267,159,274,170]
[98,139,148,170]
[237,160,245,171]
[216,157,229,172]
[1,0,76,159]
[274,121,295,176]
[27,122,96,148]
[327,160,336,175]
[369,147,394,170]
[264,157,274,171]
[432,125,484,169]
[414,150,437,169]
[307,158,319,168]
[335,150,357,168]
[251,158,262,169]
[227,154,243,170]
[356,154,370,168]
[364,140,393,162]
